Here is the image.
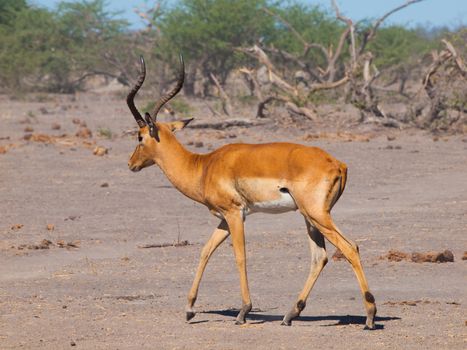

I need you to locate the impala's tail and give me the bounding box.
[329,162,347,210]
[339,162,348,199]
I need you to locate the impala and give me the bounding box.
[126,55,377,329]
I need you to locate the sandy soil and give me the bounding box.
[0,93,466,349]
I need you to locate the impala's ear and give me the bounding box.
[144,112,160,142]
[168,118,194,132]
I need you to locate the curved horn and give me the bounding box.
[151,54,185,121]
[126,56,146,128]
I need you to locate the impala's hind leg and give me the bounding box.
[292,170,376,329]
[186,220,230,321]
[307,213,377,329]
[282,219,327,326]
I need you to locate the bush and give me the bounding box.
[0,0,130,93]
[0,0,461,98]
[157,0,275,86]
[269,3,344,65]
[367,25,434,69]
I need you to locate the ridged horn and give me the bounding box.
[126,56,146,128]
[150,54,185,121]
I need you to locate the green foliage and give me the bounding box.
[0,0,28,25]
[56,0,128,67]
[270,3,343,64]
[158,0,275,81]
[0,0,462,97]
[367,26,435,68]
[54,0,130,90]
[0,0,129,92]
[0,5,62,90]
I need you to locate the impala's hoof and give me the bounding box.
[186,311,196,321]
[234,303,252,325]
[364,299,377,330]
[281,301,303,327]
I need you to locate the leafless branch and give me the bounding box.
[257,96,289,118]
[422,50,452,98]
[236,46,277,75]
[210,73,233,116]
[190,119,267,129]
[359,0,426,54]
[309,76,349,93]
[239,67,264,100]
[326,26,351,81]
[441,39,467,77]
[239,46,299,95]
[262,47,324,83]
[256,95,317,121]
[331,0,356,69]
[285,102,317,121]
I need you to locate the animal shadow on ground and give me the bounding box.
[198,309,400,329]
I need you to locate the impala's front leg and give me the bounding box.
[225,211,252,325]
[186,220,230,321]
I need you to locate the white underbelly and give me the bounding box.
[247,191,298,215]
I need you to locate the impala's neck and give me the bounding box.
[152,132,204,203]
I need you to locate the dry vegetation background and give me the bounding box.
[0,0,466,349]
[0,0,465,133]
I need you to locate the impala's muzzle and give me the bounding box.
[128,152,155,172]
[128,163,141,172]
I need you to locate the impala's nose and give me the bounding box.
[128,163,140,172]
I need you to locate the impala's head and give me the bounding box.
[126,55,193,172]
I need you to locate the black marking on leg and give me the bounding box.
[279,187,289,193]
[186,311,196,321]
[365,291,375,304]
[296,300,306,312]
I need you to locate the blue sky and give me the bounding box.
[32,0,467,29]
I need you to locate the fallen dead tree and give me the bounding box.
[138,240,192,249]
[189,118,268,130]
[415,39,467,132]
[235,0,424,126]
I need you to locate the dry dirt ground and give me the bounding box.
[0,93,466,349]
